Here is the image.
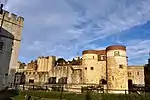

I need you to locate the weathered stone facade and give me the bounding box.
[0,11,24,90]
[17,45,145,93]
[128,66,144,85]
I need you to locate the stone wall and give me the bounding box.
[0,10,24,90]
[127,66,144,85]
[106,46,128,92]
[17,45,146,94]
[82,53,100,84]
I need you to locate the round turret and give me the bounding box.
[106,45,128,93]
[82,50,106,84]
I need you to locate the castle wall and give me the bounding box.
[25,71,49,84]
[106,46,128,93]
[71,65,82,84]
[127,66,144,85]
[16,44,147,94]
[53,65,72,83]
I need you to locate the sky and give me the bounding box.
[4,0,150,65]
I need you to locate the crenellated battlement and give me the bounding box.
[0,10,24,27]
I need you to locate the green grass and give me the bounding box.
[12,90,150,100]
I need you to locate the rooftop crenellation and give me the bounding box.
[0,10,24,26]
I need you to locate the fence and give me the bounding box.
[15,84,150,100]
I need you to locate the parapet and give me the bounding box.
[0,10,24,27]
[97,50,106,55]
[82,50,106,55]
[106,45,126,51]
[82,50,98,55]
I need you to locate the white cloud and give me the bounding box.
[126,39,150,65]
[5,0,150,64]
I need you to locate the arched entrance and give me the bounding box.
[128,79,133,91]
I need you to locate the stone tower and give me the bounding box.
[0,10,24,84]
[82,50,101,84]
[106,45,128,93]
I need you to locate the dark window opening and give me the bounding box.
[48,77,56,84]
[137,72,139,75]
[100,79,107,84]
[91,67,94,70]
[128,72,132,77]
[85,67,87,70]
[29,79,34,83]
[98,55,101,61]
[119,64,123,68]
[114,51,120,56]
[112,76,114,80]
[93,56,94,59]
[58,77,67,84]
[98,55,106,61]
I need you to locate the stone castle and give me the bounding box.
[0,10,24,90]
[17,45,145,93]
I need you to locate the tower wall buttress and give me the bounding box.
[106,45,128,93]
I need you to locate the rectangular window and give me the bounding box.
[112,76,114,80]
[85,67,87,70]
[137,72,139,75]
[29,79,34,83]
[128,72,132,77]
[114,51,120,56]
[91,67,94,70]
[119,64,123,68]
[98,55,106,61]
[98,55,101,61]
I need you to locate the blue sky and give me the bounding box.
[5,0,150,65]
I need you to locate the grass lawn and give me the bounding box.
[12,90,150,100]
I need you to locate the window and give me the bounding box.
[98,55,106,61]
[128,72,132,77]
[101,56,104,60]
[85,67,87,70]
[91,67,94,70]
[112,76,114,80]
[93,56,94,59]
[119,64,123,68]
[137,72,139,75]
[0,42,4,50]
[114,51,120,56]
[29,79,34,83]
[98,55,101,61]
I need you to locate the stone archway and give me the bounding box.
[128,79,133,91]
